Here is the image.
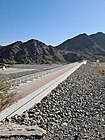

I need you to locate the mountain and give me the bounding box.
[56,32,105,62]
[0,32,105,64]
[89,32,105,49]
[0,39,66,64]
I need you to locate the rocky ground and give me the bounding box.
[1,69,39,80]
[0,64,61,80]
[2,64,105,140]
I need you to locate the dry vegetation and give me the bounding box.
[0,76,16,111]
[91,62,105,76]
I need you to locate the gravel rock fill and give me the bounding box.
[9,64,105,140]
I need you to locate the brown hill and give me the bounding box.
[0,39,66,64]
[56,32,105,62]
[0,32,105,64]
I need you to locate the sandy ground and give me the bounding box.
[0,68,35,74]
[0,64,62,75]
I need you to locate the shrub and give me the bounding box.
[0,76,15,111]
[46,60,52,65]
[2,59,16,65]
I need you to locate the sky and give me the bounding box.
[0,0,105,46]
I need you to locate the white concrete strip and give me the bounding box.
[0,61,85,121]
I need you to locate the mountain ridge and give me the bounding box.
[0,39,66,64]
[56,32,105,62]
[0,32,105,64]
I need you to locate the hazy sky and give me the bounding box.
[0,0,105,46]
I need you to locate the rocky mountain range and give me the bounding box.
[0,39,66,64]
[0,32,105,64]
[56,32,105,62]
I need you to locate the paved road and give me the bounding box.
[0,61,86,121]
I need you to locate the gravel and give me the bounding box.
[1,69,40,80]
[0,64,62,80]
[3,64,105,139]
